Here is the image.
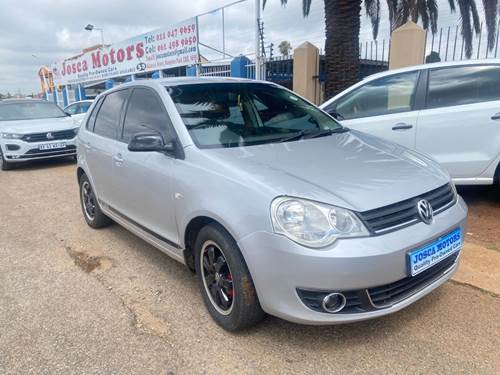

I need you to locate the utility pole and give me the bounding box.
[255,0,261,80]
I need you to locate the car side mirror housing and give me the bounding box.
[128,132,176,154]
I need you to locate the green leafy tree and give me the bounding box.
[278,40,293,56]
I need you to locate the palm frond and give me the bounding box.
[482,0,498,50]
[263,0,311,17]
[365,0,381,39]
[448,0,456,12]
[427,0,439,34]
[469,0,481,34]
[386,0,398,30]
[457,0,473,57]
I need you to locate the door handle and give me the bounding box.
[113,154,124,165]
[392,123,413,131]
[491,113,500,120]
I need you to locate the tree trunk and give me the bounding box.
[323,0,362,99]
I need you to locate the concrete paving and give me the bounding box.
[0,160,499,374]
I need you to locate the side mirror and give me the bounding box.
[128,132,175,153]
[328,109,344,121]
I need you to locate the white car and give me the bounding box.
[320,60,500,187]
[64,100,93,124]
[0,99,79,170]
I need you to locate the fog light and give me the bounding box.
[6,144,20,151]
[322,293,347,313]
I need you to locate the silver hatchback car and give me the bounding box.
[77,78,467,331]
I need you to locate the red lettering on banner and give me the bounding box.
[102,54,109,66]
[126,45,134,60]
[109,48,116,64]
[116,49,125,62]
[92,51,101,68]
[136,42,144,58]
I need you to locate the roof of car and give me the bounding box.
[364,58,500,81]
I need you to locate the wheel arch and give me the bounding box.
[182,215,236,273]
[77,166,86,183]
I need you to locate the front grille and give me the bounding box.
[7,145,77,159]
[25,145,76,155]
[21,129,76,143]
[297,251,459,315]
[368,252,458,307]
[357,184,456,234]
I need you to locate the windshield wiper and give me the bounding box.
[278,127,349,143]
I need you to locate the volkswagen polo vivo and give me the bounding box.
[76,78,467,331]
[0,99,79,170]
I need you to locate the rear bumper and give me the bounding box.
[237,196,468,325]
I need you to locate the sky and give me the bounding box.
[0,0,491,94]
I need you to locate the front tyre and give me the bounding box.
[194,223,265,331]
[79,174,112,228]
[0,148,15,171]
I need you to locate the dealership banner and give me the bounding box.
[52,17,199,86]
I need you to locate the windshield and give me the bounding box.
[166,82,342,148]
[0,102,67,121]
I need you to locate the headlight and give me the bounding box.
[1,133,23,139]
[271,197,369,248]
[72,127,80,135]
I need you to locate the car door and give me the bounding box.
[322,70,422,150]
[83,89,129,203]
[416,64,500,181]
[111,87,180,246]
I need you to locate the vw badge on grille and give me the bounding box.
[417,199,434,224]
[46,132,54,140]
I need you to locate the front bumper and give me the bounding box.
[1,138,77,162]
[237,196,468,325]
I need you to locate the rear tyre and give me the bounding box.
[79,174,112,228]
[194,223,265,331]
[0,148,15,171]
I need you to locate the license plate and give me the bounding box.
[408,228,462,276]
[39,142,66,150]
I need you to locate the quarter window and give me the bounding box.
[332,71,419,120]
[427,65,500,108]
[93,90,128,139]
[122,88,175,143]
[86,98,103,130]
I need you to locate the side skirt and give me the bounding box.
[100,201,186,265]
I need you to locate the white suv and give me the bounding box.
[0,99,79,170]
[321,60,500,187]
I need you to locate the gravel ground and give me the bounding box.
[0,159,499,375]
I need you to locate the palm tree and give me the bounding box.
[278,40,293,56]
[264,0,499,99]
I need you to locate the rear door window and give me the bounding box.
[93,90,129,140]
[427,65,500,109]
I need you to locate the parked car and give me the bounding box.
[64,99,93,124]
[77,78,467,331]
[0,99,80,170]
[320,60,500,187]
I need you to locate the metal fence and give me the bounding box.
[266,56,293,89]
[425,22,500,62]
[199,61,232,77]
